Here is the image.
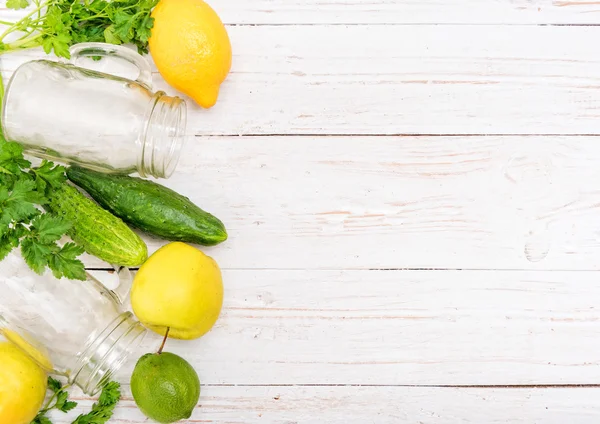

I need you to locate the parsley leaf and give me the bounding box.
[31,416,53,424]
[2,178,43,222]
[72,382,121,424]
[6,0,29,10]
[48,242,86,280]
[98,382,121,405]
[0,229,19,261]
[136,16,154,43]
[21,237,51,274]
[114,10,135,42]
[103,26,121,45]
[0,140,29,175]
[42,32,72,58]
[0,134,85,278]
[32,160,67,193]
[58,241,85,259]
[0,0,158,58]
[32,376,77,424]
[18,215,86,280]
[54,391,69,409]
[33,378,121,424]
[48,376,62,392]
[31,214,71,244]
[62,400,78,413]
[54,390,78,412]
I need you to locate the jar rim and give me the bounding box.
[138,92,187,179]
[73,312,146,395]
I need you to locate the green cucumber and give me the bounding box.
[66,167,227,246]
[45,183,148,266]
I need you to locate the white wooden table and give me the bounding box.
[3,0,600,422]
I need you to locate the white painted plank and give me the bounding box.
[3,26,600,135]
[174,25,600,135]
[55,136,600,271]
[207,0,600,25]
[87,269,600,386]
[49,385,600,423]
[28,268,600,420]
[2,0,600,25]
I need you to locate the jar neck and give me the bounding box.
[72,312,146,395]
[138,92,187,179]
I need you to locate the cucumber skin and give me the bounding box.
[66,167,228,246]
[45,184,148,266]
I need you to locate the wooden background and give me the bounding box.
[2,0,600,422]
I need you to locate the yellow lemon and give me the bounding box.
[149,0,232,108]
[1,329,53,372]
[131,242,224,340]
[0,341,47,424]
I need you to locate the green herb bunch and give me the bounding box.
[0,0,158,58]
[32,377,121,424]
[0,134,86,279]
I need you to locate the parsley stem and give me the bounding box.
[0,72,4,104]
[3,33,45,50]
[39,382,72,413]
[76,1,138,21]
[76,13,108,21]
[0,2,46,42]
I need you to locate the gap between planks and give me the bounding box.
[84,267,600,272]
[61,384,600,403]
[140,383,600,389]
[222,23,600,27]
[193,134,600,137]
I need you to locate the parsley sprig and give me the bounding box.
[0,137,86,279]
[0,0,157,58]
[32,377,78,424]
[32,377,121,424]
[72,381,121,424]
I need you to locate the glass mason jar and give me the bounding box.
[0,251,147,395]
[2,43,187,179]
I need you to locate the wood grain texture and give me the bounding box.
[3,0,600,24]
[49,385,600,423]
[174,24,600,135]
[54,135,600,271]
[89,268,600,386]
[3,25,600,135]
[206,0,600,25]
[0,5,596,422]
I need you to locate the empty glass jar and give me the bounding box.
[2,43,187,179]
[0,251,147,395]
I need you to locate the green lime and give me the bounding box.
[131,352,201,423]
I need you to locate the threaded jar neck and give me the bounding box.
[73,312,146,395]
[139,92,187,179]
